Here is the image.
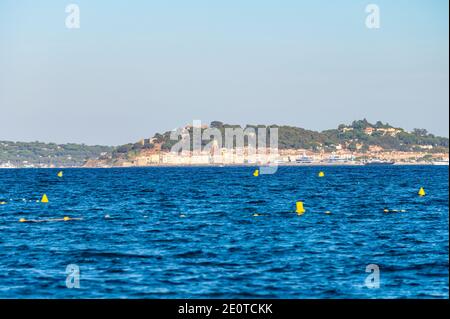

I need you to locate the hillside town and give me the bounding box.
[1,120,449,168]
[82,147,448,168]
[84,121,449,168]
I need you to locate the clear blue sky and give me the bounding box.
[0,0,448,145]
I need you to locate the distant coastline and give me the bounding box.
[1,119,448,168]
[1,161,448,169]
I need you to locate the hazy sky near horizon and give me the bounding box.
[1,0,448,145]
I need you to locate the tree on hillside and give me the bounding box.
[413,128,428,137]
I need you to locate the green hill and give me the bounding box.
[0,141,113,167]
[114,119,448,158]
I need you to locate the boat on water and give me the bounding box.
[0,162,16,169]
[295,153,314,164]
[327,154,354,164]
[364,159,395,166]
[432,160,449,166]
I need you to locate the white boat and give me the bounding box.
[328,154,351,164]
[0,162,16,168]
[364,159,395,166]
[295,153,313,164]
[432,160,449,166]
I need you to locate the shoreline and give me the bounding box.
[0,162,447,169]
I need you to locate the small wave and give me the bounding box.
[75,249,154,260]
[174,250,217,259]
[246,200,267,204]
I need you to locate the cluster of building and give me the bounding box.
[113,147,449,167]
[341,126,404,137]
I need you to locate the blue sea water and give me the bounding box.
[0,166,448,299]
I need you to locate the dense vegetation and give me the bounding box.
[117,119,448,156]
[321,119,448,152]
[0,141,113,167]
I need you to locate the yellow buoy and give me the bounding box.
[384,209,407,213]
[296,201,305,215]
[418,187,426,197]
[253,169,259,177]
[19,217,81,223]
[57,171,63,178]
[41,194,49,203]
[318,171,325,177]
[0,201,6,205]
